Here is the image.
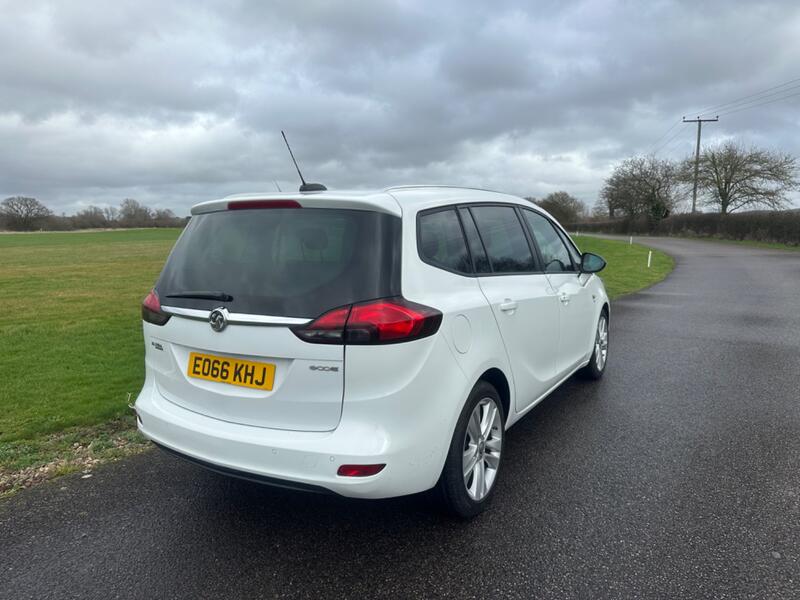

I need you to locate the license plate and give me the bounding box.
[187,352,275,390]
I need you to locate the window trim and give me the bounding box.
[518,206,579,274]
[416,206,474,277]
[554,224,582,268]
[416,201,560,277]
[456,206,491,275]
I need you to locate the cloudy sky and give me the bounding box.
[1,0,799,215]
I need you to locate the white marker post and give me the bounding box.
[629,236,633,245]
[647,250,652,268]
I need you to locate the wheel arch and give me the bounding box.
[477,367,511,424]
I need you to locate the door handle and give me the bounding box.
[559,293,570,306]
[499,300,518,313]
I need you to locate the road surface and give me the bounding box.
[2,237,799,599]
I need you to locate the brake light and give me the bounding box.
[228,200,301,210]
[337,464,386,477]
[293,305,350,344]
[141,289,170,326]
[293,297,442,345]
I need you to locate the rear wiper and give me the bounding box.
[165,291,234,302]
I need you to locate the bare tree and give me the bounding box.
[533,191,586,224]
[0,196,53,231]
[682,142,798,214]
[73,206,109,229]
[152,208,182,227]
[118,198,153,227]
[103,206,119,225]
[601,156,681,222]
[591,198,609,219]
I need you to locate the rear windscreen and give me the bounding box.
[156,208,402,318]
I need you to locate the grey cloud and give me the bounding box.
[1,0,799,215]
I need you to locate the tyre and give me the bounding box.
[436,381,505,519]
[580,310,609,380]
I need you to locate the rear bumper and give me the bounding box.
[135,336,468,499]
[135,384,405,498]
[151,441,333,495]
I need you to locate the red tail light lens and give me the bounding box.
[141,289,170,326]
[346,299,440,343]
[337,464,386,477]
[293,297,442,345]
[228,200,301,210]
[292,305,350,344]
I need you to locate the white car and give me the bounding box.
[134,186,609,517]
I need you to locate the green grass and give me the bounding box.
[0,228,673,494]
[0,229,182,441]
[573,236,674,299]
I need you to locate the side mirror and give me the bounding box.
[580,252,606,274]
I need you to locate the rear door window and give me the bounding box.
[469,206,537,273]
[418,209,472,274]
[521,209,576,273]
[156,208,401,318]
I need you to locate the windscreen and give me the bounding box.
[156,208,402,318]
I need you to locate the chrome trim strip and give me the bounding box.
[161,305,310,326]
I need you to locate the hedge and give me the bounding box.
[569,210,800,246]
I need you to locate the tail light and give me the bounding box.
[293,297,442,345]
[142,289,170,326]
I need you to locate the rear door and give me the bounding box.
[466,205,560,412]
[520,209,595,374]
[146,206,401,432]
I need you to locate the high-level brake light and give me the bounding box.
[227,199,302,210]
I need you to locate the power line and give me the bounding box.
[690,75,800,116]
[716,88,800,117]
[660,132,693,157]
[651,125,686,155]
[646,119,682,153]
[649,75,800,155]
[698,83,800,117]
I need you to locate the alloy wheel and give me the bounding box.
[462,397,503,501]
[595,315,609,371]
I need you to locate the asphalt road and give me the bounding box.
[2,237,799,599]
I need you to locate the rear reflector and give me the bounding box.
[228,199,301,210]
[337,464,386,477]
[292,297,442,345]
[141,289,170,326]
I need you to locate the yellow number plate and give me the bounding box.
[187,352,275,390]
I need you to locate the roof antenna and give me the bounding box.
[281,130,327,192]
[272,179,282,192]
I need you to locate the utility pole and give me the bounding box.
[683,116,718,213]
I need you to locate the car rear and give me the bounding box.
[134,193,464,497]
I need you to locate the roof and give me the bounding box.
[191,185,535,217]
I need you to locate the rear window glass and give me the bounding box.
[458,208,491,274]
[469,206,537,273]
[418,209,471,274]
[156,208,401,318]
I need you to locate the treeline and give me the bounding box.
[525,191,587,224]
[567,140,800,245]
[574,210,800,246]
[0,197,187,231]
[590,141,798,221]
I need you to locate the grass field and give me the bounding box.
[573,235,673,298]
[0,228,672,495]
